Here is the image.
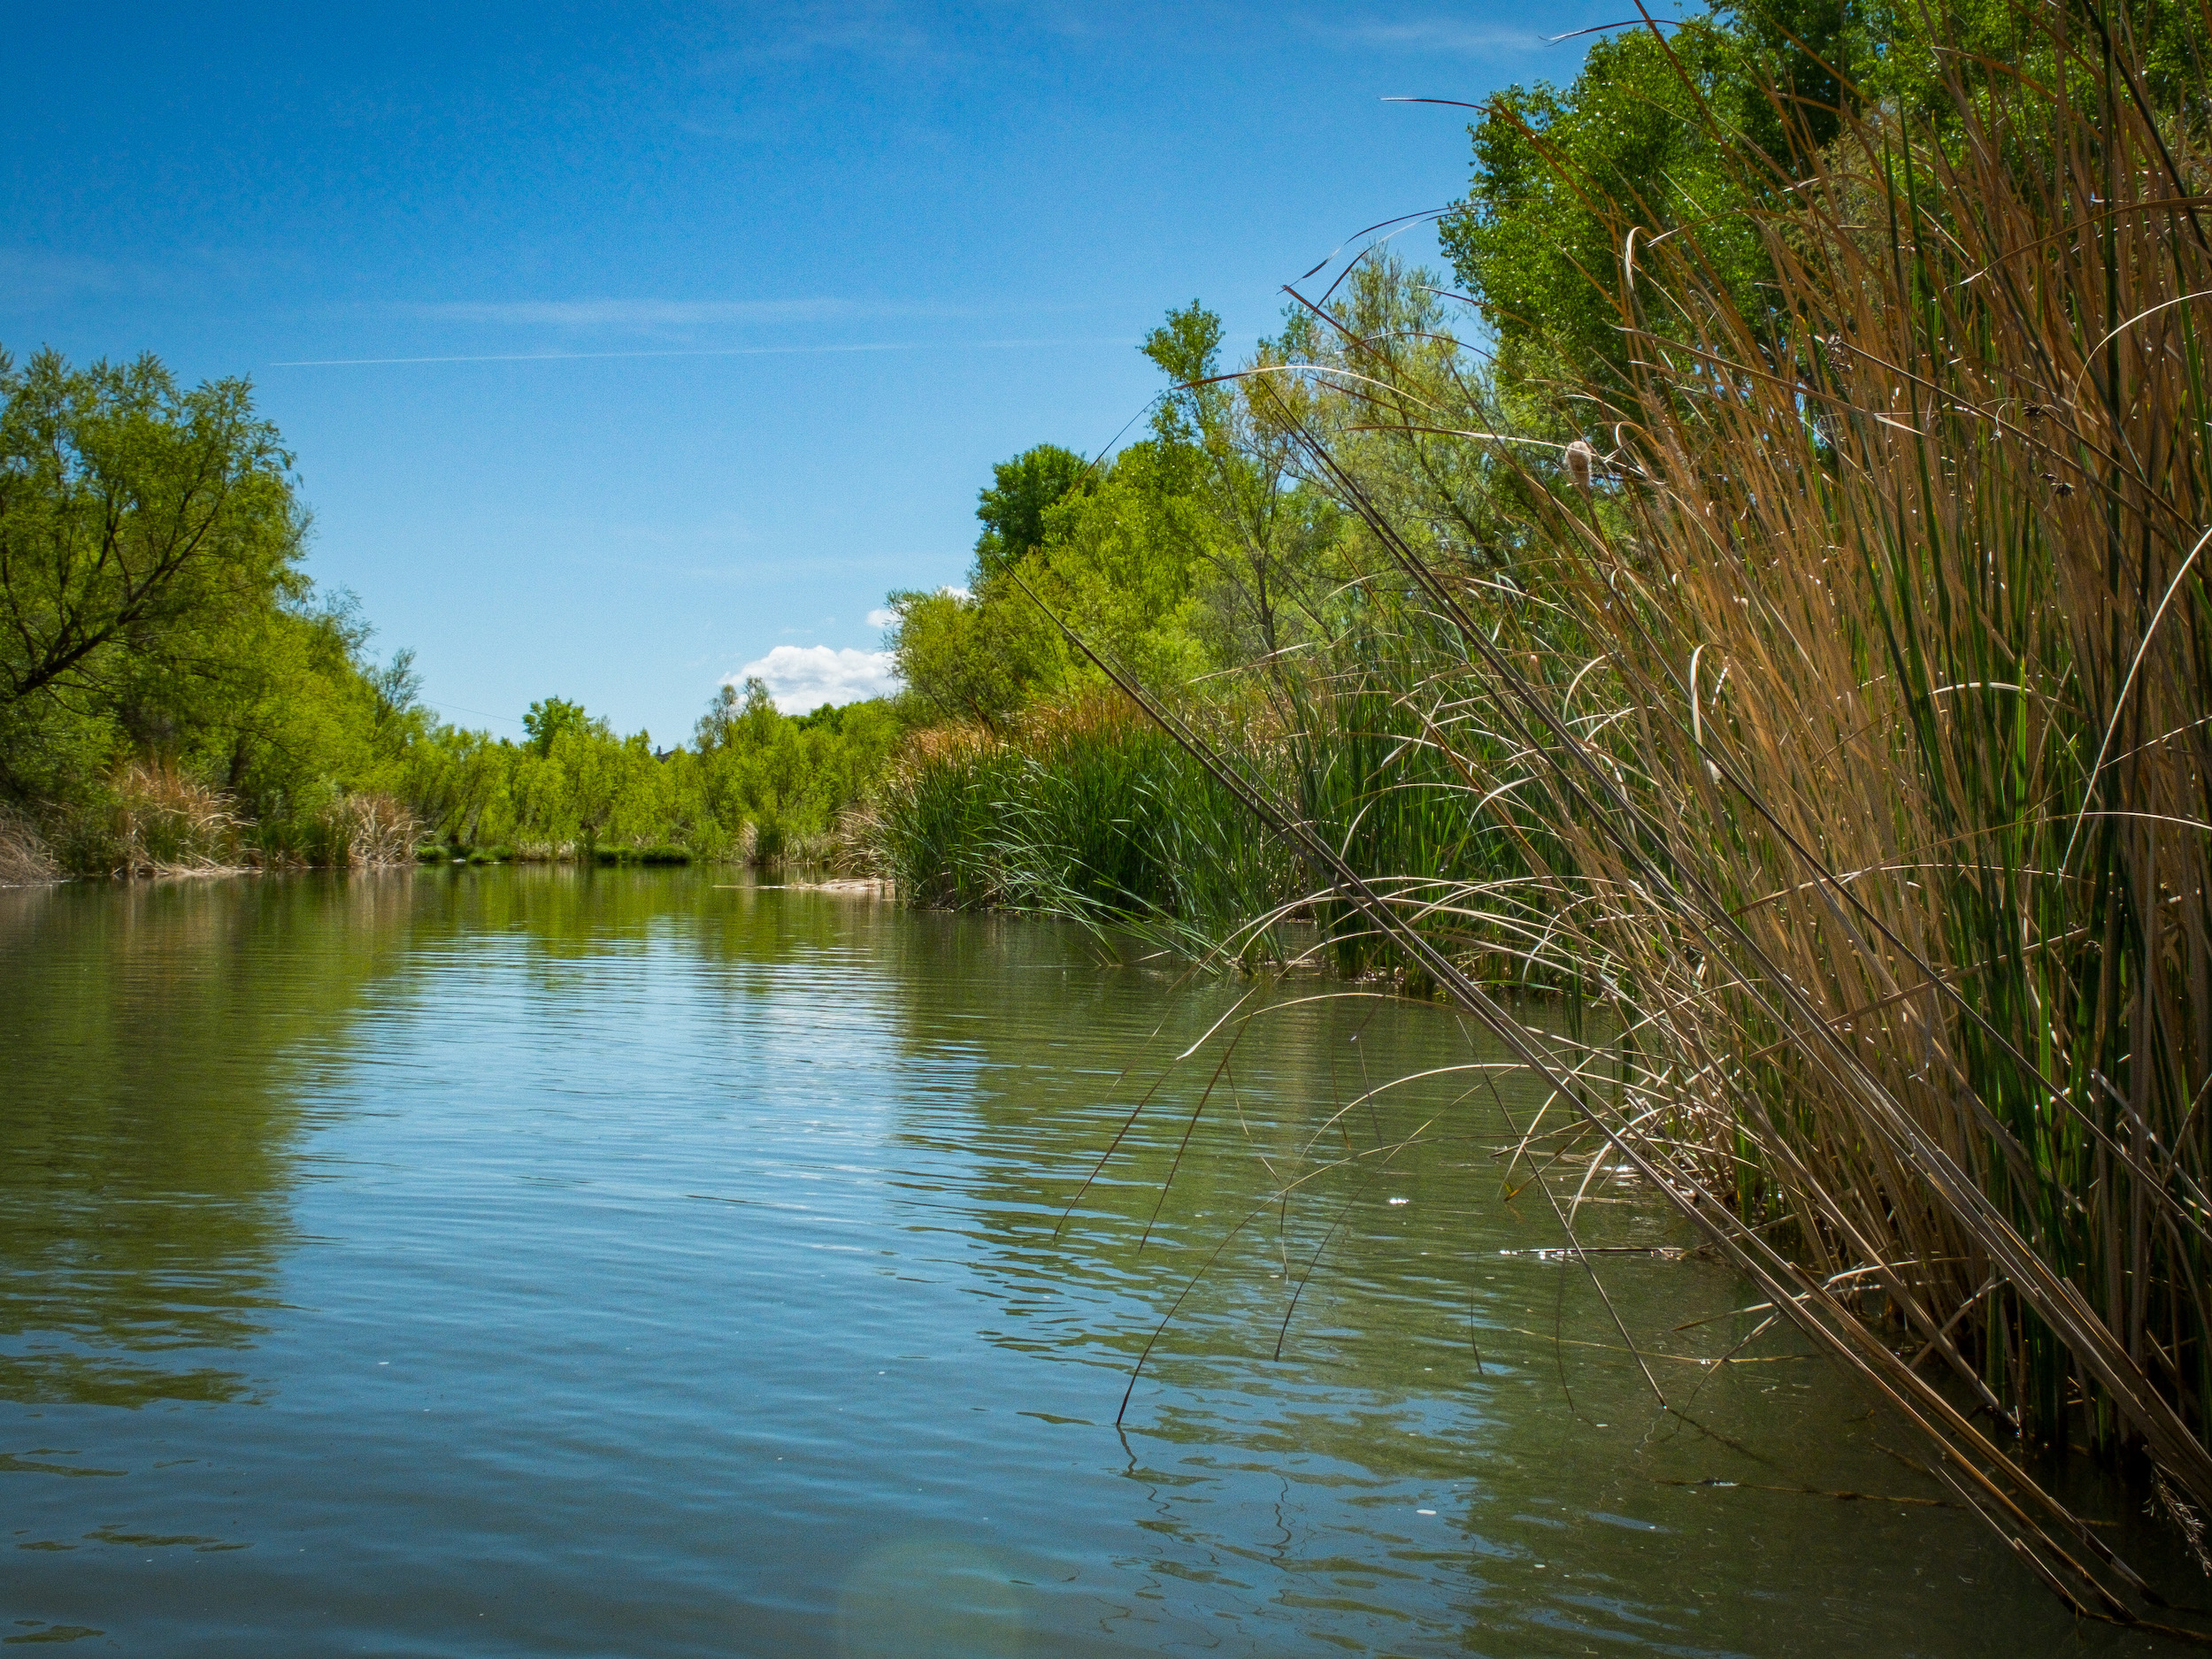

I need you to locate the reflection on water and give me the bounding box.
[0,878,418,1407]
[0,869,2189,1655]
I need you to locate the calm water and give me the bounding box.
[0,870,2186,1655]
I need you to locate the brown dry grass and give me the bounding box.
[328,792,419,867]
[111,761,248,877]
[1095,7,2212,1632]
[0,807,58,886]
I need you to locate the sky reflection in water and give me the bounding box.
[0,870,2183,1655]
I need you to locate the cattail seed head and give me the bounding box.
[1565,439,1595,493]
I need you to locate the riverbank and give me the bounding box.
[849,7,2212,1621]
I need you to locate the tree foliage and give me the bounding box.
[0,349,302,707]
[523,696,595,757]
[0,349,319,803]
[1437,8,1841,388]
[1438,1,2205,394]
[972,443,1093,583]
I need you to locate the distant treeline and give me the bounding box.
[395,685,903,865]
[0,344,908,878]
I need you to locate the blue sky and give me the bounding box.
[3,2,1612,738]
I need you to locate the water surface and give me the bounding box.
[0,870,2185,1655]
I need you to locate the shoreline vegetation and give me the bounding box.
[868,0,2212,1631]
[9,0,2212,1633]
[0,338,905,880]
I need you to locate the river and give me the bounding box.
[0,869,2186,1655]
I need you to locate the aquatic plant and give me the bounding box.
[1087,4,2212,1631]
[590,843,694,866]
[250,787,420,869]
[867,692,1301,954]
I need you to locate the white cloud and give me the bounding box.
[864,606,898,629]
[729,645,900,713]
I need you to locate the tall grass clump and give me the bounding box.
[870,694,1299,950]
[1267,623,1558,987]
[326,792,420,867]
[51,764,421,875]
[0,804,58,885]
[869,669,1540,970]
[1098,4,2212,1625]
[109,760,248,876]
[250,787,420,869]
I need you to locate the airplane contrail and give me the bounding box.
[270,337,1125,367]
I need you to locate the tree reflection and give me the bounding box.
[0,867,926,1409]
[0,874,417,1405]
[0,869,2095,1653]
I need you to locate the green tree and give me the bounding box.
[1437,1,2202,395]
[1275,250,1544,579]
[1437,13,1811,390]
[887,585,1063,729]
[1141,303,1340,659]
[0,348,305,801]
[1019,442,1213,687]
[693,678,779,753]
[523,695,595,757]
[973,444,1093,582]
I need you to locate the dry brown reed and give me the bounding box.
[111,760,249,877]
[105,765,416,874]
[0,806,58,886]
[326,791,419,867]
[1084,5,2212,1633]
